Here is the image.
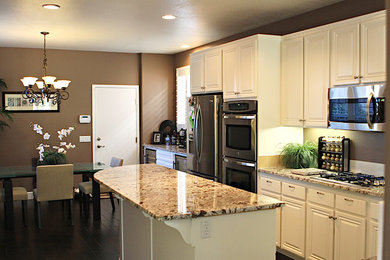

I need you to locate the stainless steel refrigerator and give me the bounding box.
[187,93,223,181]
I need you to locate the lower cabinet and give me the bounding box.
[281,196,306,258]
[174,155,187,172]
[334,211,366,260]
[366,219,379,258]
[261,190,281,247]
[306,203,334,260]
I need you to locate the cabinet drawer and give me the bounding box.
[307,188,334,208]
[260,177,281,193]
[335,195,366,216]
[156,150,174,162]
[282,182,305,200]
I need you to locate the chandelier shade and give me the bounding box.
[21,32,71,105]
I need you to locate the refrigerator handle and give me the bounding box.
[198,104,203,161]
[214,96,219,177]
[194,105,199,161]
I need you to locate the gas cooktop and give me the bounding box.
[311,172,385,187]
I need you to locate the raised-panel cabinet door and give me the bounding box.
[280,37,304,126]
[281,196,306,258]
[222,45,239,100]
[204,48,223,92]
[330,23,360,85]
[306,203,334,260]
[334,211,366,260]
[238,39,257,98]
[361,15,386,83]
[261,190,282,247]
[190,53,204,94]
[304,31,329,128]
[366,219,379,259]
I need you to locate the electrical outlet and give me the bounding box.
[200,220,211,239]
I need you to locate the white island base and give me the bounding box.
[120,199,277,260]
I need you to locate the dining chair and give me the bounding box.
[79,157,124,213]
[34,164,74,229]
[0,187,28,226]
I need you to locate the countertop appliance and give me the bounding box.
[329,83,385,132]
[312,172,385,187]
[178,128,187,149]
[222,100,257,193]
[187,94,223,181]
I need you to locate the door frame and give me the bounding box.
[92,84,140,164]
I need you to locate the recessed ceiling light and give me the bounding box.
[181,45,190,48]
[162,14,176,20]
[42,4,61,10]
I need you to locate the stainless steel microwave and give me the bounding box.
[329,84,385,132]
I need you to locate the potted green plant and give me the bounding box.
[0,78,13,130]
[280,142,318,169]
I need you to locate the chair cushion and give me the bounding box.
[78,181,111,194]
[0,187,28,201]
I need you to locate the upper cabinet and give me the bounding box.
[190,47,222,94]
[281,30,329,128]
[331,13,386,85]
[222,37,258,99]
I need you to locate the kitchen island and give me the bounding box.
[94,164,283,260]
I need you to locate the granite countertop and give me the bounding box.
[259,167,384,198]
[95,164,283,221]
[144,144,187,156]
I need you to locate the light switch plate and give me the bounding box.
[79,136,91,143]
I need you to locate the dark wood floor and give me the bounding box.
[1,198,292,260]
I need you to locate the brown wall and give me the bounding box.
[0,48,175,189]
[140,54,175,147]
[174,0,385,68]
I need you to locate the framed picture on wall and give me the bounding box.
[152,131,162,144]
[1,92,60,112]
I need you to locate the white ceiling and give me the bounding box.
[0,0,342,54]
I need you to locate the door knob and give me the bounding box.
[97,137,101,141]
[97,145,105,148]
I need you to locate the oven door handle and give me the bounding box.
[224,158,256,168]
[366,91,374,129]
[223,115,256,120]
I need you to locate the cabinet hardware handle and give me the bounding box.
[354,76,359,79]
[344,198,353,202]
[299,119,306,122]
[266,180,272,184]
[359,76,363,79]
[328,215,333,219]
[288,185,295,189]
[316,191,325,195]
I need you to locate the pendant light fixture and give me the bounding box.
[21,32,71,105]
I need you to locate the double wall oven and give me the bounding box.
[222,100,257,193]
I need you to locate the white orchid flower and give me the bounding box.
[43,133,50,140]
[60,142,67,146]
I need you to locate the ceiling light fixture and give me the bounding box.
[162,14,176,20]
[21,32,71,105]
[42,4,61,10]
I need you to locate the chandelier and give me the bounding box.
[20,32,70,105]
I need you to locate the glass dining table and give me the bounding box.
[0,162,110,227]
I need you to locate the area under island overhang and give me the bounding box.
[94,164,284,260]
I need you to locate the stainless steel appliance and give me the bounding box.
[187,94,223,181]
[222,100,257,193]
[329,83,386,132]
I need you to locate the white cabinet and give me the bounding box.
[303,30,329,127]
[281,30,329,128]
[190,48,222,94]
[261,190,281,247]
[280,37,304,126]
[366,219,379,259]
[222,37,257,99]
[334,211,366,260]
[306,203,334,260]
[331,13,386,85]
[360,15,386,83]
[281,196,306,258]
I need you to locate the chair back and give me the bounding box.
[110,157,124,167]
[36,164,74,202]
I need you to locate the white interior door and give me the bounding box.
[93,85,139,165]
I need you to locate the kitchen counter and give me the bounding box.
[95,164,283,260]
[259,167,384,198]
[95,164,283,220]
[144,144,187,156]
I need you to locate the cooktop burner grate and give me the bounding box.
[314,172,385,187]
